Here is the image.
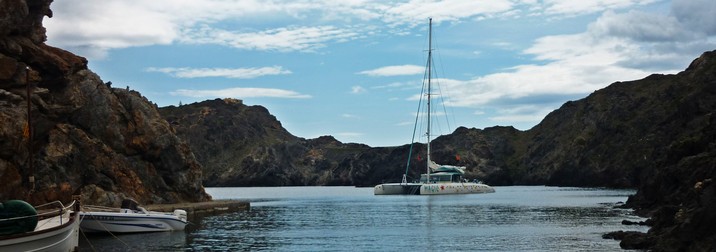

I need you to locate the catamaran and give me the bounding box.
[374,18,495,195]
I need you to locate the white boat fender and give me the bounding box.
[174,209,188,222]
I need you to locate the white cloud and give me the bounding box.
[372,81,418,90]
[146,66,291,79]
[171,87,311,99]
[671,0,716,36]
[487,105,555,124]
[434,4,716,128]
[359,65,424,76]
[381,0,515,26]
[351,86,367,94]
[44,0,668,58]
[179,25,360,52]
[589,10,693,42]
[341,113,360,118]
[45,0,177,58]
[334,132,364,137]
[538,0,658,16]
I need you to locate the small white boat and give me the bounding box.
[0,200,80,252]
[80,199,188,233]
[374,18,495,196]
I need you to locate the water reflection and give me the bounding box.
[79,229,186,251]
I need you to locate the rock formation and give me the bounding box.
[0,0,210,205]
[607,51,716,251]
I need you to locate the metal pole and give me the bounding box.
[426,18,432,183]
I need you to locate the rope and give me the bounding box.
[78,221,97,252]
[80,208,132,249]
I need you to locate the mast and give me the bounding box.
[426,17,433,183]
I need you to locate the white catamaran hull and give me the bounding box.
[0,211,80,252]
[374,183,422,195]
[420,183,495,195]
[80,212,187,233]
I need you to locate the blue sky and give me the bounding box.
[44,0,715,147]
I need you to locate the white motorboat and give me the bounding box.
[0,200,80,252]
[375,18,495,196]
[80,199,188,233]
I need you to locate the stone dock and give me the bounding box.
[145,200,249,216]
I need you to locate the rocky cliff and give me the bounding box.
[0,0,210,205]
[160,98,372,186]
[608,51,716,251]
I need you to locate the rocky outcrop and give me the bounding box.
[0,0,210,205]
[160,98,375,186]
[605,51,716,251]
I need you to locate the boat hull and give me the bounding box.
[420,183,495,195]
[374,183,422,195]
[80,212,187,233]
[0,211,79,252]
[376,182,495,195]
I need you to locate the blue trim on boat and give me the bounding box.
[104,222,164,229]
[80,213,187,224]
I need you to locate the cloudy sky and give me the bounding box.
[45,0,715,147]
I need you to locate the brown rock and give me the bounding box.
[0,0,210,206]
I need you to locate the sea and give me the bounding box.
[78,186,649,251]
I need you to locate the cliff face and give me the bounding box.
[614,51,716,251]
[0,0,210,205]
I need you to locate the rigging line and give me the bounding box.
[81,209,132,249]
[404,56,430,178]
[432,31,457,133]
[429,53,449,137]
[78,218,98,252]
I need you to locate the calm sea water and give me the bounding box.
[79,186,648,251]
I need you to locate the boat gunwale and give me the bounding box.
[0,210,77,242]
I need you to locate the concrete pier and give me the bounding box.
[145,200,249,216]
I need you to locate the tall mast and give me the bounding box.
[426,17,433,182]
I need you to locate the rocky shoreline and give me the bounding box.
[602,53,716,250]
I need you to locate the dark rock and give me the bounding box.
[0,0,210,205]
[603,231,654,250]
[621,219,649,226]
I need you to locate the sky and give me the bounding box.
[44,0,716,147]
